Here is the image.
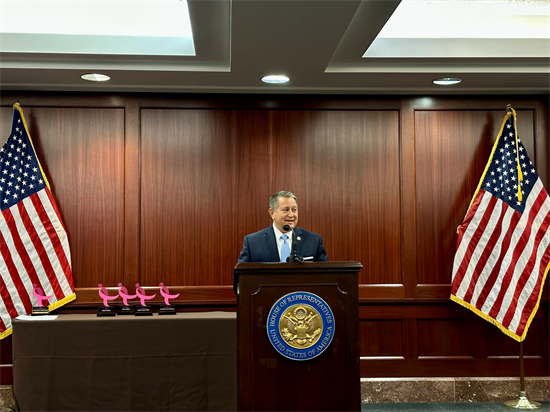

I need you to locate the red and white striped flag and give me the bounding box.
[0,103,75,339]
[451,107,549,342]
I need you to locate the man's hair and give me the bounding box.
[269,191,297,211]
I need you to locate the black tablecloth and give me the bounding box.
[12,312,237,411]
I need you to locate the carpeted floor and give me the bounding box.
[361,402,549,411]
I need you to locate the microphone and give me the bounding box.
[282,224,304,263]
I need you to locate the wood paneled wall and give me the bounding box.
[0,93,548,382]
[139,109,400,287]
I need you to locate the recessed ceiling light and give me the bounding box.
[262,75,289,84]
[81,73,111,82]
[433,77,462,86]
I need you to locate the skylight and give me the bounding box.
[0,0,195,56]
[364,0,550,58]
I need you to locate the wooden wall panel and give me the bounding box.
[231,110,274,257]
[140,109,400,287]
[534,100,549,189]
[0,107,125,288]
[140,109,271,287]
[415,110,535,286]
[0,335,11,384]
[0,335,11,364]
[417,319,475,357]
[486,318,541,357]
[271,110,401,284]
[360,301,548,377]
[360,320,403,357]
[0,94,548,382]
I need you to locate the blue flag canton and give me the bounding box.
[482,116,538,214]
[0,109,46,212]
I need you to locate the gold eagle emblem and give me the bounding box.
[280,305,322,349]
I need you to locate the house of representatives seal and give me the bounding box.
[266,291,335,361]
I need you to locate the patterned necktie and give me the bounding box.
[280,234,290,262]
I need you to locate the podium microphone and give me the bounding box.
[282,224,304,263]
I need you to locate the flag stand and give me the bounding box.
[504,342,541,410]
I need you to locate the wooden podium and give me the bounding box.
[235,261,361,411]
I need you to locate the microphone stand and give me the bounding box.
[283,225,304,263]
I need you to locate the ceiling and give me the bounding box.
[0,0,549,95]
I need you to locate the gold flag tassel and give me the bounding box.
[509,106,523,202]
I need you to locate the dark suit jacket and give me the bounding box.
[235,226,328,292]
[238,225,328,263]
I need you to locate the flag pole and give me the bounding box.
[503,341,541,409]
[501,104,541,410]
[520,341,525,393]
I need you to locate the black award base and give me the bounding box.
[118,305,134,315]
[32,306,50,316]
[134,305,153,316]
[158,305,176,315]
[97,306,116,317]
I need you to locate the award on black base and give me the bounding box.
[32,284,52,315]
[134,305,153,316]
[119,305,134,315]
[32,306,50,315]
[97,306,116,317]
[97,283,119,317]
[158,305,176,315]
[118,283,137,315]
[158,282,179,315]
[134,284,156,316]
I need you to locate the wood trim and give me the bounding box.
[1,93,547,111]
[535,101,550,303]
[0,92,127,108]
[408,96,548,111]
[358,301,550,318]
[68,286,236,306]
[138,94,403,110]
[359,284,405,300]
[400,98,417,298]
[124,97,140,287]
[66,288,550,309]
[415,284,452,299]
[360,357,546,378]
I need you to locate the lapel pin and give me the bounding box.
[297,236,301,241]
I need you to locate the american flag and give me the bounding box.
[0,104,75,339]
[451,107,549,342]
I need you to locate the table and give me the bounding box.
[12,312,237,411]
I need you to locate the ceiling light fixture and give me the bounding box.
[433,77,462,86]
[262,75,289,84]
[81,73,111,82]
[1,1,195,56]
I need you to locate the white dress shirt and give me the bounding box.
[273,223,293,261]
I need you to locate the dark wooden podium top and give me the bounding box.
[233,261,362,294]
[234,260,362,273]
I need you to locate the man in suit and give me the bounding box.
[238,191,328,264]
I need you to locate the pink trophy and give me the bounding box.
[97,283,119,317]
[118,283,138,315]
[32,283,54,315]
[134,283,156,316]
[158,282,180,315]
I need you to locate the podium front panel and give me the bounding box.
[236,262,360,411]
